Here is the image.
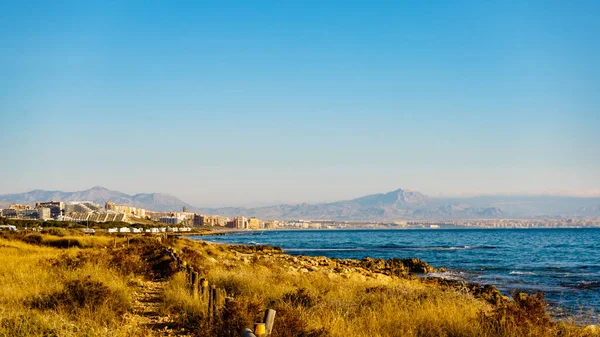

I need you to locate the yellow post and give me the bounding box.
[254,323,266,337]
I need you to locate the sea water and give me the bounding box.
[192,228,600,324]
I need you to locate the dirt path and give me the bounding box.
[128,279,192,337]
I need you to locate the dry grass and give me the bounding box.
[1,233,597,337]
[0,236,146,337]
[164,239,598,337]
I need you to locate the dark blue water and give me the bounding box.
[192,229,600,323]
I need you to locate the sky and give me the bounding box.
[1,1,599,207]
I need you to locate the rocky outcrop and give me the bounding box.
[423,278,508,306]
[359,257,437,275]
[225,245,512,308]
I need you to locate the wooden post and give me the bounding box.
[214,287,223,312]
[254,323,266,337]
[200,278,208,299]
[220,288,227,307]
[191,272,199,299]
[263,309,276,337]
[208,285,215,321]
[188,267,194,287]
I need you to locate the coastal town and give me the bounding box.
[1,199,599,230]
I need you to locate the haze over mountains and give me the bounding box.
[0,186,194,213]
[1,186,599,221]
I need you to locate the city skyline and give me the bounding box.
[1,1,599,207]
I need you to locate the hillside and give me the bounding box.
[198,189,600,221]
[0,186,194,212]
[2,187,600,220]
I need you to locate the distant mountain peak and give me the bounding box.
[0,187,194,212]
[2,186,600,221]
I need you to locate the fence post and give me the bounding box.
[191,272,199,299]
[188,267,194,286]
[209,285,216,322]
[219,288,227,307]
[200,278,209,304]
[215,288,223,313]
[263,309,276,337]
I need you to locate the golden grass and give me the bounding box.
[0,237,144,337]
[1,233,597,337]
[164,239,598,337]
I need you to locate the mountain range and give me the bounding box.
[1,186,599,221]
[0,186,194,213]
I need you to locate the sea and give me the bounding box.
[191,228,600,324]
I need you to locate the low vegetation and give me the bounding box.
[163,239,599,337]
[0,230,598,337]
[0,233,163,337]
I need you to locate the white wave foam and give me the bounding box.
[509,271,536,275]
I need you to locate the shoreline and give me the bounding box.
[184,232,598,325]
[2,230,597,335]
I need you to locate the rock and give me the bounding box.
[361,257,387,270]
[401,258,436,274]
[386,258,408,276]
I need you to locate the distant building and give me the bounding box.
[1,209,18,218]
[160,216,183,225]
[183,206,188,213]
[35,201,64,218]
[247,217,263,230]
[9,204,31,211]
[233,216,247,229]
[193,214,204,226]
[105,202,146,218]
[37,207,51,220]
[65,201,102,214]
[22,209,40,219]
[194,214,228,227]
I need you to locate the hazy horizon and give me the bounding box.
[2,185,600,209]
[1,1,599,207]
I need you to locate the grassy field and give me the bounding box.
[166,239,599,337]
[0,232,160,337]
[0,231,598,337]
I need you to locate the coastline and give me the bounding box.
[186,229,600,326]
[182,235,510,304]
[1,229,598,336]
[171,235,600,335]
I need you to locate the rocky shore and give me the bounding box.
[168,238,600,336]
[221,243,511,307]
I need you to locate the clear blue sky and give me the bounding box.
[1,1,599,207]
